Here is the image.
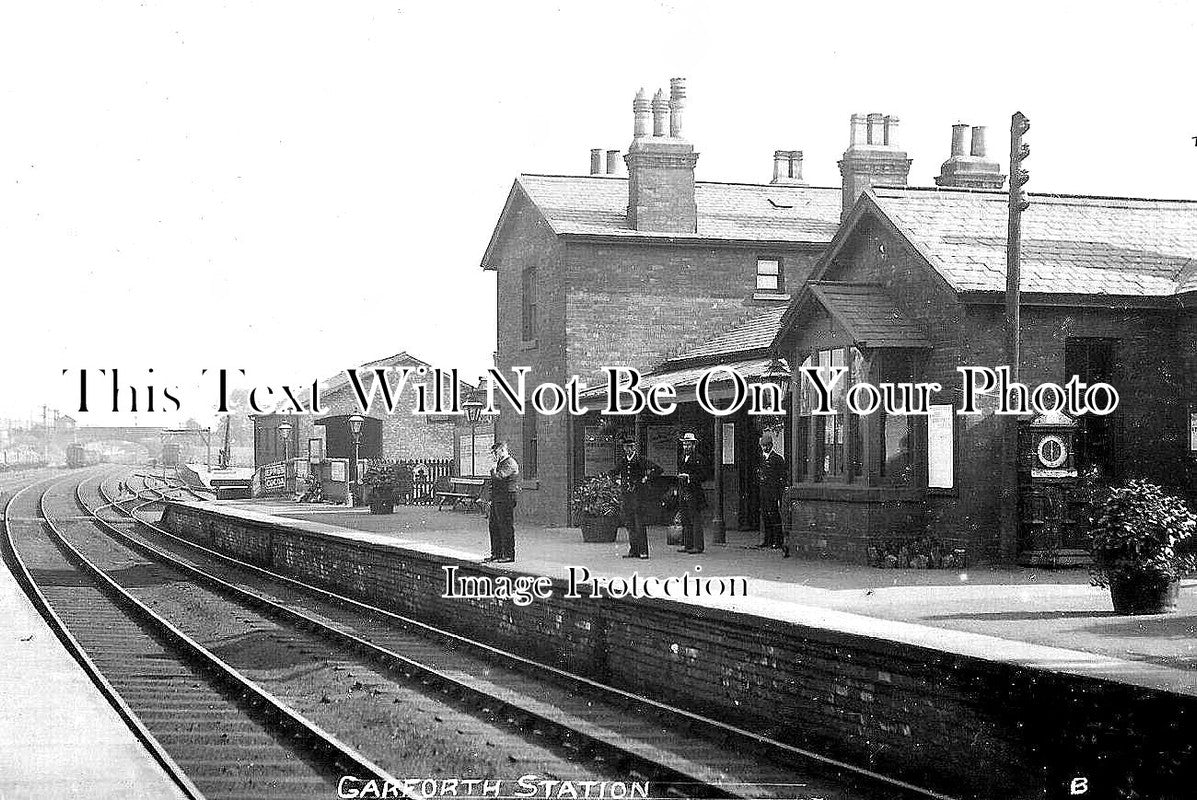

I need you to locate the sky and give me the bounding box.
[2,0,1196,426]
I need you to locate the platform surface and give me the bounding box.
[207,498,1197,696]
[2,481,189,800]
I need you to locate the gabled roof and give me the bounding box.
[481,174,843,268]
[807,283,931,347]
[824,187,1197,298]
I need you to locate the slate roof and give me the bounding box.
[663,307,788,365]
[867,187,1197,297]
[579,357,786,402]
[513,174,843,243]
[807,283,931,347]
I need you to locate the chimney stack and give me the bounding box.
[771,150,807,185]
[935,122,1005,189]
[605,149,621,175]
[624,78,699,233]
[590,148,603,175]
[838,112,912,218]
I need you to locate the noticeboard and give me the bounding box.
[928,404,954,489]
[646,424,678,474]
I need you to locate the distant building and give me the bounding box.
[252,352,489,479]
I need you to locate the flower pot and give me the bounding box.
[1108,574,1180,615]
[369,499,394,515]
[579,514,619,543]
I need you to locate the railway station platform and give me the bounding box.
[159,498,1197,797]
[209,498,1197,685]
[0,539,190,798]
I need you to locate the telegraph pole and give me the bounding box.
[1000,112,1031,563]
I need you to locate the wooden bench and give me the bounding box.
[435,477,488,512]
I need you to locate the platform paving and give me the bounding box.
[1,486,190,799]
[221,498,1197,695]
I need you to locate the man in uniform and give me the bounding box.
[676,432,710,554]
[484,441,520,563]
[755,432,788,552]
[610,437,662,559]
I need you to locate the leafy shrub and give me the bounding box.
[363,459,404,489]
[571,474,622,517]
[1086,479,1197,587]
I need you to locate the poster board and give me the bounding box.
[582,426,616,477]
[928,404,954,489]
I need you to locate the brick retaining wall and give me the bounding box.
[163,503,1195,798]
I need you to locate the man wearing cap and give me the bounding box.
[484,441,520,563]
[676,432,710,554]
[609,437,663,559]
[756,432,788,552]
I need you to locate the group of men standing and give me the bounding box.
[481,431,789,563]
[609,430,788,559]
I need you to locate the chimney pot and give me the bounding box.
[883,115,900,147]
[669,77,686,138]
[788,150,804,181]
[951,123,969,157]
[590,148,603,175]
[651,88,669,137]
[866,113,885,145]
[605,149,620,175]
[970,126,987,157]
[850,114,867,146]
[772,150,788,183]
[632,88,650,137]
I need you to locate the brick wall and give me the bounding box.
[162,503,1197,799]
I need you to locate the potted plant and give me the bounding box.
[571,475,622,543]
[362,459,401,515]
[1086,479,1197,614]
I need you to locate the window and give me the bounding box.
[794,345,919,486]
[756,258,783,292]
[522,413,538,478]
[521,266,538,340]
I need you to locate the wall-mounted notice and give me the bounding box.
[722,422,735,465]
[928,404,954,489]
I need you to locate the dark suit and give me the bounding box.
[677,448,710,553]
[610,454,663,556]
[488,454,520,559]
[756,449,788,547]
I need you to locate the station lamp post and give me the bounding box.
[277,421,292,462]
[348,415,364,503]
[463,385,486,477]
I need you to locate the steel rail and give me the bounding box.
[108,472,956,800]
[38,472,406,794]
[0,471,206,800]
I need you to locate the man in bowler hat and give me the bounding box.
[483,441,520,563]
[610,437,663,559]
[756,432,789,553]
[676,432,710,554]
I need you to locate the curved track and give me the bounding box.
[3,469,400,799]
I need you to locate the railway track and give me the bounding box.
[3,470,401,800]
[95,468,955,800]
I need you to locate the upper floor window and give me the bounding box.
[521,266,538,340]
[756,258,783,293]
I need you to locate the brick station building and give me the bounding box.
[480,78,847,524]
[483,79,1197,563]
[772,185,1197,564]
